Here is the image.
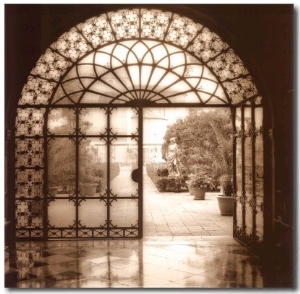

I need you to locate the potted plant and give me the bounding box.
[187,172,216,200]
[47,181,59,197]
[79,161,99,197]
[217,174,234,215]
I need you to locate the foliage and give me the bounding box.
[48,137,100,187]
[187,172,217,191]
[146,162,188,192]
[47,108,120,192]
[146,162,169,178]
[48,138,75,187]
[161,109,233,181]
[219,174,234,196]
[79,142,99,184]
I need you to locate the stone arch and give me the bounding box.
[14,8,264,245]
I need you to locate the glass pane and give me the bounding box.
[236,201,243,229]
[79,108,107,135]
[110,142,138,197]
[256,201,264,241]
[255,107,263,129]
[166,92,200,104]
[110,108,138,135]
[244,135,253,239]
[244,107,251,133]
[81,92,111,104]
[48,108,75,135]
[148,67,166,88]
[245,202,253,236]
[48,199,75,227]
[79,138,107,196]
[244,136,252,198]
[236,137,242,194]
[255,133,264,197]
[235,108,242,131]
[89,80,119,97]
[48,138,75,193]
[110,199,138,227]
[79,200,107,227]
[128,65,140,88]
[157,72,180,92]
[255,108,264,242]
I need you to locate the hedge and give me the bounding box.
[146,162,188,192]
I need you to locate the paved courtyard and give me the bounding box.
[143,170,233,238]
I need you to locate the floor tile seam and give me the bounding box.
[142,261,212,276]
[116,272,174,284]
[140,268,195,283]
[138,261,184,272]
[142,253,192,263]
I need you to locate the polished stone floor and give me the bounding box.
[5,236,294,288]
[4,171,295,289]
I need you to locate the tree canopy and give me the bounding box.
[161,108,233,181]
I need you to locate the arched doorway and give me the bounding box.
[13,8,264,252]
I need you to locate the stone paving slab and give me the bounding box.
[143,172,233,237]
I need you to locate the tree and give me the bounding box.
[162,108,233,181]
[47,108,99,191]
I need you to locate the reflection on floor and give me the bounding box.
[5,236,293,288]
[5,171,294,288]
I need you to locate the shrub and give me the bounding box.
[187,172,217,191]
[146,162,188,192]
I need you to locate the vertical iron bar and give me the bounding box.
[43,107,49,240]
[241,104,246,238]
[232,107,237,237]
[138,107,143,239]
[107,107,111,237]
[251,101,257,240]
[75,107,79,238]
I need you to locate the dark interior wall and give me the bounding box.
[4,3,294,258]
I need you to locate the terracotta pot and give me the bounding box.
[79,184,98,196]
[217,195,233,215]
[48,186,59,196]
[193,188,206,200]
[84,184,97,196]
[188,186,196,195]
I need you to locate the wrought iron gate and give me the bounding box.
[14,7,264,243]
[46,106,142,239]
[233,97,264,251]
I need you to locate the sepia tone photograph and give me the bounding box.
[4,3,295,289]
